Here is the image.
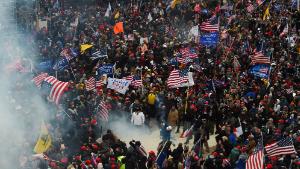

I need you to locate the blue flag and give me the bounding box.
[249,64,270,78]
[36,60,53,71]
[91,48,108,60]
[169,57,178,65]
[70,48,79,58]
[98,64,114,76]
[53,57,69,71]
[156,150,168,169]
[200,32,219,46]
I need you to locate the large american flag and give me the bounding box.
[97,100,109,121]
[43,76,69,105]
[265,137,296,157]
[167,69,188,88]
[246,138,264,169]
[33,73,48,88]
[96,79,104,87]
[85,77,96,91]
[200,15,219,32]
[251,50,270,64]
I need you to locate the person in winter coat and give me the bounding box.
[171,143,183,168]
[131,108,145,127]
[168,105,179,127]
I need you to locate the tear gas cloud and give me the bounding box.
[0,0,49,168]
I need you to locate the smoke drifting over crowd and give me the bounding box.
[0,1,48,168]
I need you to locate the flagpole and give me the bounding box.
[141,68,144,95]
[155,141,169,166]
[261,132,266,169]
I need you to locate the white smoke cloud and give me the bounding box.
[0,1,50,168]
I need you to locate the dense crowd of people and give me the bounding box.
[6,0,300,168]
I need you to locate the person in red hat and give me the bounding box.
[266,163,273,169]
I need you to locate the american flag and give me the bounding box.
[177,48,197,64]
[247,3,254,13]
[123,75,142,87]
[179,69,189,83]
[265,137,296,157]
[222,158,231,168]
[131,76,143,87]
[6,59,29,73]
[246,138,264,169]
[180,125,194,138]
[167,69,188,88]
[251,50,270,64]
[177,57,193,65]
[97,101,109,121]
[91,48,108,60]
[188,48,198,59]
[123,75,134,81]
[33,73,48,88]
[180,48,190,58]
[60,48,72,61]
[200,15,219,32]
[85,77,96,91]
[96,79,104,87]
[43,76,69,105]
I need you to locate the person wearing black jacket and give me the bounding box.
[171,143,184,168]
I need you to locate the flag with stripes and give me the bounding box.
[222,158,231,168]
[180,48,190,58]
[123,75,134,81]
[180,125,194,138]
[200,15,219,32]
[177,57,193,65]
[123,75,142,87]
[247,3,254,13]
[85,77,96,91]
[96,79,104,87]
[265,137,296,157]
[246,138,264,169]
[43,76,69,105]
[188,48,198,59]
[131,76,143,87]
[251,50,270,64]
[97,101,109,121]
[6,59,30,73]
[33,73,48,88]
[167,69,188,88]
[91,48,108,60]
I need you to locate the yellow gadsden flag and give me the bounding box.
[33,121,52,154]
[171,0,181,9]
[114,11,120,19]
[80,44,93,54]
[263,4,270,21]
